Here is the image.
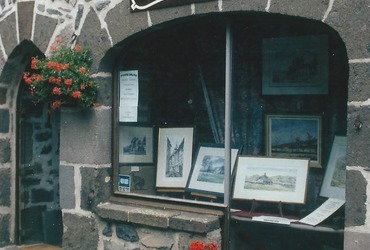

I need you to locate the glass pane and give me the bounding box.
[116,18,227,202]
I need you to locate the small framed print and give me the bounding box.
[233,156,310,204]
[186,144,240,197]
[266,115,321,168]
[262,35,328,95]
[119,124,154,164]
[320,136,347,200]
[156,127,194,189]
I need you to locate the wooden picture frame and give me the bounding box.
[186,144,240,197]
[119,124,154,164]
[320,136,347,200]
[156,127,194,189]
[262,35,328,95]
[233,156,310,204]
[266,114,321,168]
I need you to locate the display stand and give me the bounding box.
[191,192,218,202]
[157,188,186,198]
[249,200,284,217]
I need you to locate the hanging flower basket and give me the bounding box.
[23,37,99,110]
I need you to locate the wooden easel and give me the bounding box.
[191,192,218,203]
[157,188,186,198]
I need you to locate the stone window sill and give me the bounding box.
[96,202,221,233]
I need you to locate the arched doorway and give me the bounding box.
[15,41,63,247]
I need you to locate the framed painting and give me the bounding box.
[266,115,321,168]
[156,127,194,189]
[186,144,240,197]
[233,156,310,204]
[262,35,328,95]
[320,136,347,200]
[119,124,154,164]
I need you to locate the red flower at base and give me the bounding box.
[52,87,61,95]
[50,100,62,109]
[72,91,82,99]
[189,241,218,250]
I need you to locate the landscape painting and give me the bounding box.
[186,144,240,197]
[266,115,321,167]
[196,155,225,184]
[320,136,347,200]
[233,156,309,204]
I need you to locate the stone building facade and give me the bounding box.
[0,0,369,249]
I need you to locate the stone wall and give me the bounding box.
[0,0,369,249]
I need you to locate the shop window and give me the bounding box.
[113,13,348,216]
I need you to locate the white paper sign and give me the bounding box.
[119,106,138,122]
[119,70,139,122]
[252,216,296,225]
[299,198,345,226]
[120,70,139,107]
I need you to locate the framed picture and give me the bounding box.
[320,136,347,200]
[233,156,310,204]
[118,165,156,195]
[119,124,154,164]
[156,127,194,189]
[262,35,328,95]
[186,144,240,197]
[266,115,321,168]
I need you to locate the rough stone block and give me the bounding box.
[327,1,370,59]
[0,139,10,164]
[269,0,327,20]
[0,213,10,247]
[59,165,75,209]
[33,14,58,53]
[222,0,266,12]
[105,2,148,45]
[129,207,180,228]
[0,12,17,55]
[17,1,34,41]
[96,203,138,222]
[149,4,192,26]
[345,169,367,227]
[116,223,139,242]
[347,106,370,166]
[0,168,11,207]
[140,232,175,249]
[76,8,111,73]
[0,110,9,133]
[60,108,111,164]
[169,212,220,233]
[95,75,113,107]
[80,166,111,211]
[348,63,370,102]
[62,213,99,250]
[344,230,370,250]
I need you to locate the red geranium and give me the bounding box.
[23,37,99,110]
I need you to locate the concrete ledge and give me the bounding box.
[96,202,220,233]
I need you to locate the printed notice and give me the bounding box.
[120,70,139,106]
[299,198,345,226]
[120,70,139,122]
